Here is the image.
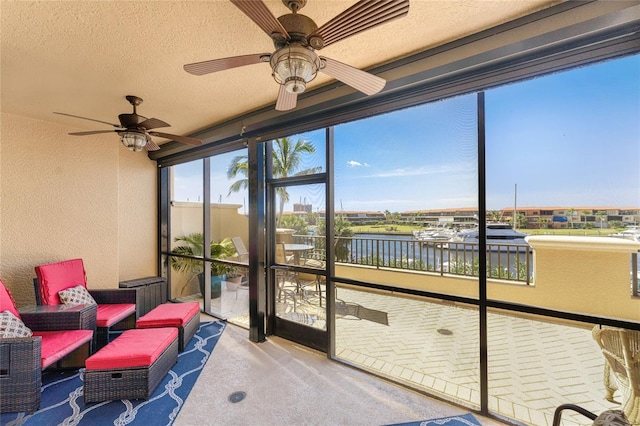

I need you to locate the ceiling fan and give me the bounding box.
[184,0,410,111]
[54,95,203,152]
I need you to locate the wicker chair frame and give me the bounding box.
[0,304,96,413]
[552,404,630,426]
[593,326,640,424]
[0,337,42,413]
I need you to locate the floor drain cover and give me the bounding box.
[228,391,246,403]
[437,328,453,335]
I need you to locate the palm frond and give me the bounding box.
[227,179,248,197]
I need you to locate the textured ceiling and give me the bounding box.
[1,0,560,145]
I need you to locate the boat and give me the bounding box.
[447,223,530,252]
[413,225,457,243]
[609,226,640,242]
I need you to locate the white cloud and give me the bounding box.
[347,160,369,167]
[368,162,474,178]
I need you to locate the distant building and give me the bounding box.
[280,206,639,229]
[499,207,640,229]
[293,203,312,214]
[337,211,386,225]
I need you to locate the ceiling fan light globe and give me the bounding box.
[284,77,306,94]
[120,131,148,152]
[270,44,319,93]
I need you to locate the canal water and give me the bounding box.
[351,233,531,278]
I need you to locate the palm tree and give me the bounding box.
[595,210,607,229]
[566,208,575,229]
[391,212,401,224]
[227,156,250,196]
[227,137,321,227]
[306,211,318,225]
[488,210,502,223]
[317,215,354,262]
[580,209,591,228]
[170,233,236,275]
[384,210,391,224]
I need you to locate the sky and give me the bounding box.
[172,54,639,213]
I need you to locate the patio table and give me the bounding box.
[19,304,97,333]
[284,244,313,265]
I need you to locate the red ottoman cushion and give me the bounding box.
[136,302,200,328]
[86,328,177,370]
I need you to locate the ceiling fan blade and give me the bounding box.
[320,56,385,96]
[54,112,122,128]
[230,0,289,40]
[184,53,270,76]
[68,130,118,136]
[144,139,161,152]
[275,86,297,111]
[310,0,409,48]
[139,117,170,130]
[149,131,203,146]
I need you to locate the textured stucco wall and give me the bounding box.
[336,264,479,299]
[0,113,157,307]
[169,202,247,245]
[516,236,640,321]
[118,145,158,281]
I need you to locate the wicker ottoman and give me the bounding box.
[83,327,178,403]
[135,302,200,352]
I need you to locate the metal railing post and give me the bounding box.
[632,252,638,297]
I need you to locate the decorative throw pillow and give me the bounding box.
[0,310,33,338]
[58,285,97,306]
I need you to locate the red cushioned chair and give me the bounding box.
[0,279,94,413]
[34,258,137,350]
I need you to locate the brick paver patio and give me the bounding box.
[332,287,621,426]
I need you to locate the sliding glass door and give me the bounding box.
[265,131,329,351]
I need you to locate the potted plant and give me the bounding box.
[225,265,248,292]
[170,233,236,298]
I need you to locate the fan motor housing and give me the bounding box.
[276,13,318,47]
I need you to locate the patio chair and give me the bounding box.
[297,271,325,307]
[273,243,298,309]
[302,248,325,268]
[231,237,249,264]
[592,326,640,425]
[297,252,326,307]
[275,272,297,310]
[276,242,294,264]
[0,279,94,413]
[34,258,137,350]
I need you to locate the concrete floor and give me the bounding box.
[174,317,504,426]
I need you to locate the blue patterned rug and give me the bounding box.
[1,320,225,426]
[386,413,482,426]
